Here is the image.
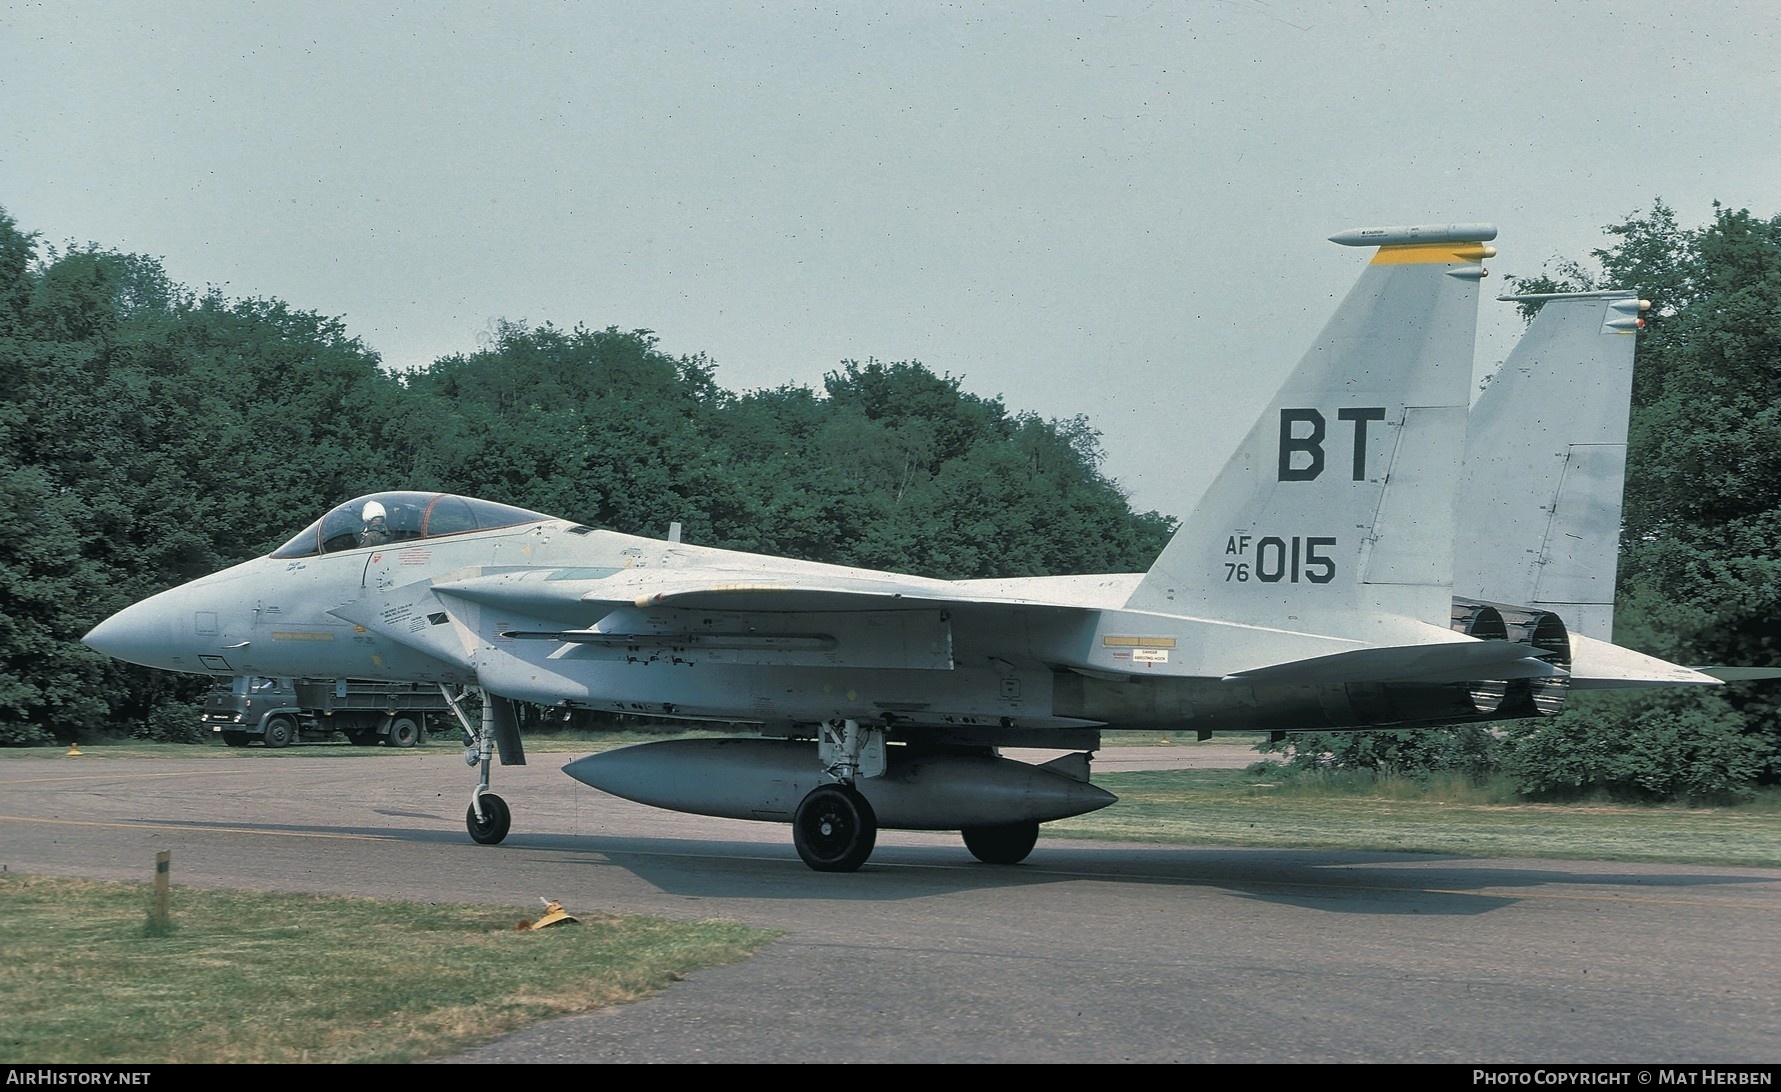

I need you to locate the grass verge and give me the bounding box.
[1051,768,1781,867]
[0,874,776,1065]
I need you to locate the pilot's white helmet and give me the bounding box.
[361,500,387,522]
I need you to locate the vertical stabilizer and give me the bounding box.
[1456,291,1647,641]
[1124,224,1495,638]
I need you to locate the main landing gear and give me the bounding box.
[791,718,887,872]
[787,722,1051,871]
[961,821,1040,865]
[790,785,1044,870]
[793,784,877,872]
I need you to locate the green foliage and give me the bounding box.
[1610,205,1781,784]
[1255,727,1500,782]
[142,696,207,744]
[0,215,407,743]
[0,401,112,741]
[689,360,1172,576]
[402,323,719,533]
[27,245,178,343]
[0,207,34,335]
[1501,692,1769,803]
[0,719,53,747]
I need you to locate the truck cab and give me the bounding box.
[202,676,448,748]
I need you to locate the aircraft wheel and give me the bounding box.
[792,784,877,872]
[466,793,511,845]
[962,821,1040,865]
[388,716,422,748]
[262,715,296,749]
[220,732,251,748]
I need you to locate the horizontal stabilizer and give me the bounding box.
[1567,634,1722,689]
[1693,666,1781,682]
[1223,636,1561,687]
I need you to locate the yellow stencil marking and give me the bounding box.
[1103,635,1178,649]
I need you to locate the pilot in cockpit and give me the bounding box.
[358,500,392,547]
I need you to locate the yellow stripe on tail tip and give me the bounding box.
[1371,242,1497,265]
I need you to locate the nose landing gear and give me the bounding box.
[443,685,522,846]
[467,792,512,845]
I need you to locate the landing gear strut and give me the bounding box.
[791,718,886,872]
[443,686,510,846]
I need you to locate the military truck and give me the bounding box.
[202,676,453,748]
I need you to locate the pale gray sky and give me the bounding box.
[4,1,1777,519]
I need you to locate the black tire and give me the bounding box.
[262,715,296,749]
[466,793,511,845]
[962,821,1040,865]
[220,731,251,748]
[792,784,877,872]
[388,716,422,748]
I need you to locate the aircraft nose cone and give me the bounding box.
[83,600,174,669]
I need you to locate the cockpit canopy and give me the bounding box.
[269,492,553,559]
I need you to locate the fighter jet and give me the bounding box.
[83,223,1715,872]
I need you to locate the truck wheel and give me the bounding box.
[388,717,422,748]
[263,715,296,749]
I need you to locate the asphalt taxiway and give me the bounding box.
[3,747,1776,1063]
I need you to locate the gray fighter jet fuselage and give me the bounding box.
[86,491,1552,740]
